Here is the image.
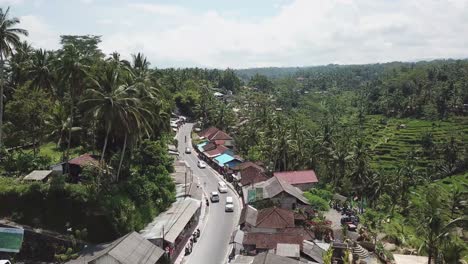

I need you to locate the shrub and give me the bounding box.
[304,193,330,211]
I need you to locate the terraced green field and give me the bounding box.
[364,115,468,170]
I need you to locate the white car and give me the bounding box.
[0,261,12,264]
[225,196,234,212]
[198,160,206,168]
[185,147,191,154]
[210,191,220,202]
[218,181,228,193]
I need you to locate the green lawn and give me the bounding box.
[37,142,84,164]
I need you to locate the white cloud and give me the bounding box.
[98,0,468,68]
[20,15,60,50]
[17,0,468,68]
[0,0,24,5]
[128,3,189,16]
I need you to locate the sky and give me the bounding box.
[2,0,468,68]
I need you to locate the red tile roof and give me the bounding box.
[199,127,219,138]
[68,154,99,167]
[207,130,233,141]
[204,145,228,158]
[240,166,268,186]
[233,161,265,172]
[278,227,315,240]
[243,232,304,250]
[214,140,225,145]
[273,170,318,185]
[202,142,217,152]
[256,207,295,229]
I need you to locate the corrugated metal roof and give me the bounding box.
[140,198,200,244]
[276,243,300,258]
[23,170,53,181]
[67,232,164,264]
[214,153,235,166]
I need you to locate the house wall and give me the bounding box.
[293,183,315,191]
[91,255,120,264]
[272,193,297,210]
[223,140,235,148]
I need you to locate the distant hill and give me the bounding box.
[234,59,466,81]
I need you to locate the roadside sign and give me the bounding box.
[0,227,24,253]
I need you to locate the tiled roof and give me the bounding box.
[243,232,304,250]
[214,140,225,145]
[207,130,233,141]
[199,126,219,138]
[273,170,318,185]
[233,161,265,172]
[202,142,217,152]
[255,207,295,229]
[204,145,228,158]
[68,154,99,167]
[240,166,268,186]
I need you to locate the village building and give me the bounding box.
[242,176,310,210]
[242,232,306,255]
[239,206,295,233]
[63,153,100,179]
[67,232,165,264]
[140,198,201,261]
[198,127,234,148]
[273,170,318,191]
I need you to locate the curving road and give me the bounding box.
[177,123,240,264]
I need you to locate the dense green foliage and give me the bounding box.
[232,60,467,261]
[0,9,188,246]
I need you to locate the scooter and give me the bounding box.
[206,198,209,206]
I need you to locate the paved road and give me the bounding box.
[177,123,240,264]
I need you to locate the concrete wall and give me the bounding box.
[294,183,315,191]
[272,195,297,210]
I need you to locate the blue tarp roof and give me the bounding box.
[226,159,242,168]
[214,153,235,166]
[197,142,208,152]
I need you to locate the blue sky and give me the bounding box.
[3,0,468,68]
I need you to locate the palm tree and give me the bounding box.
[29,49,55,94]
[82,64,156,181]
[9,41,32,88]
[56,44,89,162]
[0,7,28,147]
[82,65,123,164]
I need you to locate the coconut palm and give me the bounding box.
[9,41,32,88]
[82,64,156,181]
[0,7,28,147]
[56,44,89,161]
[29,49,55,94]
